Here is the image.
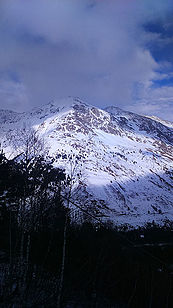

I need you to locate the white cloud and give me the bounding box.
[0,78,29,112]
[0,0,172,120]
[128,84,173,121]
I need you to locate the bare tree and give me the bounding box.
[56,151,85,307]
[4,129,65,304]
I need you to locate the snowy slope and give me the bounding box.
[0,97,173,228]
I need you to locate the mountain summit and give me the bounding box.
[0,98,173,227]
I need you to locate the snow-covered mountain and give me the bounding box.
[0,97,173,228]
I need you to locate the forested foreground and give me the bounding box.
[0,142,173,307]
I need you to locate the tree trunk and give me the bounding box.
[57,212,68,308]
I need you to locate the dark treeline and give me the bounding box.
[0,143,173,307]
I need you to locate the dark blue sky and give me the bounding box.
[0,0,173,121]
[144,18,173,70]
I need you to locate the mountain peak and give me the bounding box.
[48,96,89,109]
